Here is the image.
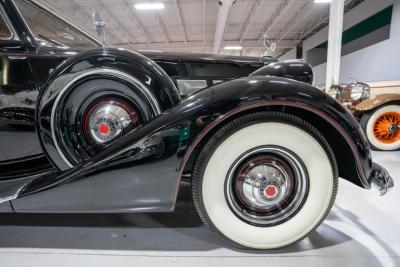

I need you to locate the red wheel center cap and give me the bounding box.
[265,186,277,198]
[98,123,110,135]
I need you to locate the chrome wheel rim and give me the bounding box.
[225,146,309,226]
[88,102,132,144]
[83,97,141,148]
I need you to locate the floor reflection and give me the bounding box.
[0,150,399,267]
[0,183,387,259]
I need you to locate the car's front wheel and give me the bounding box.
[360,104,400,151]
[192,112,338,249]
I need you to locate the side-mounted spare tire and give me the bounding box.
[192,112,338,249]
[36,49,180,171]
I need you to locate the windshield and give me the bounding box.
[14,0,100,50]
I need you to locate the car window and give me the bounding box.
[212,80,226,85]
[0,12,12,40]
[155,61,187,77]
[14,0,99,50]
[189,62,262,78]
[176,80,208,96]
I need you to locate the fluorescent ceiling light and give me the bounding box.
[224,45,243,50]
[138,49,163,53]
[314,0,331,3]
[135,3,165,10]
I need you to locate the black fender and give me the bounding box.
[8,74,374,212]
[180,78,372,189]
[250,61,314,85]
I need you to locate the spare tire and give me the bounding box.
[36,49,179,170]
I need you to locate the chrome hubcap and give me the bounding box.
[240,161,291,209]
[225,146,309,226]
[84,98,141,147]
[88,103,131,144]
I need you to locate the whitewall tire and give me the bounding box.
[361,105,400,151]
[192,112,338,250]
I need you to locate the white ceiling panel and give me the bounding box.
[39,0,364,57]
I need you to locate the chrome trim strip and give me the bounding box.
[50,68,162,169]
[0,4,16,40]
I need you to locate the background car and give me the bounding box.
[327,82,400,151]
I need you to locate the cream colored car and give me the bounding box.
[328,82,400,151]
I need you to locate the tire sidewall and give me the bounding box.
[194,115,336,249]
[363,105,400,151]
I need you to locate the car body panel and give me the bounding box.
[250,60,314,85]
[355,94,400,111]
[1,74,372,213]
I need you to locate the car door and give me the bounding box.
[0,3,41,163]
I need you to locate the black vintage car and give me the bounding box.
[0,0,394,250]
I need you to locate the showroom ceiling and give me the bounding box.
[38,0,364,57]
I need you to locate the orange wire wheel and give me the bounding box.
[373,112,400,144]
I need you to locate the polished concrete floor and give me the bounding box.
[0,151,399,267]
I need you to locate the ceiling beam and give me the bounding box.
[97,0,138,44]
[174,0,188,44]
[156,14,170,44]
[239,0,264,44]
[122,0,154,46]
[298,0,357,41]
[298,8,330,40]
[212,0,235,53]
[275,1,316,45]
[258,0,296,41]
[202,0,207,43]
[115,39,296,50]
